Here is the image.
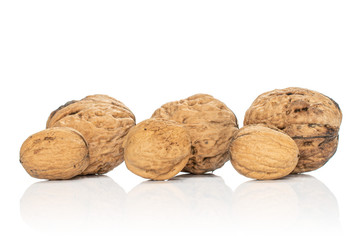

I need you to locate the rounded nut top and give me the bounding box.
[46,94,136,175]
[20,127,89,180]
[244,87,342,173]
[152,94,238,174]
[230,125,299,180]
[124,118,192,181]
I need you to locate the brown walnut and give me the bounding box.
[123,118,191,180]
[151,94,238,174]
[20,127,89,180]
[244,87,342,173]
[46,94,135,175]
[230,125,299,180]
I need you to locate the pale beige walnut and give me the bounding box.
[123,118,191,181]
[152,94,238,174]
[244,87,342,173]
[230,125,299,180]
[20,127,89,180]
[46,94,135,175]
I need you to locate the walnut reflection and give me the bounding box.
[232,174,341,236]
[125,174,233,231]
[20,175,126,231]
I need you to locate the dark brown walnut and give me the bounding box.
[20,127,89,180]
[230,125,299,180]
[123,118,191,180]
[152,94,239,174]
[244,87,342,173]
[46,94,136,175]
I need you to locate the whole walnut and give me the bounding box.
[152,94,238,174]
[123,118,191,180]
[20,127,89,180]
[230,125,299,180]
[46,94,135,175]
[244,87,342,173]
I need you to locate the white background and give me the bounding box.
[0,1,359,239]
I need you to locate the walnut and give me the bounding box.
[20,127,89,180]
[151,94,238,174]
[230,125,299,180]
[244,87,342,173]
[124,119,191,180]
[46,94,135,175]
[123,118,191,180]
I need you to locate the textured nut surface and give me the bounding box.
[230,125,299,180]
[152,94,238,174]
[46,94,135,175]
[20,127,89,180]
[124,118,191,180]
[244,87,342,173]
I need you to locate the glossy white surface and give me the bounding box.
[1,1,359,239]
[20,174,341,238]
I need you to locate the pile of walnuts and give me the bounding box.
[20,87,342,181]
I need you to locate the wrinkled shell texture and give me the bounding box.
[124,119,191,180]
[152,94,238,174]
[47,94,136,175]
[244,87,342,173]
[20,127,89,180]
[230,125,299,180]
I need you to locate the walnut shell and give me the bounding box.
[46,94,135,175]
[123,118,191,180]
[230,125,299,180]
[20,127,89,180]
[151,94,238,174]
[244,87,342,173]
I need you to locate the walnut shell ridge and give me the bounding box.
[46,94,136,175]
[230,125,299,180]
[152,94,239,174]
[123,118,192,180]
[244,87,342,173]
[20,127,89,180]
